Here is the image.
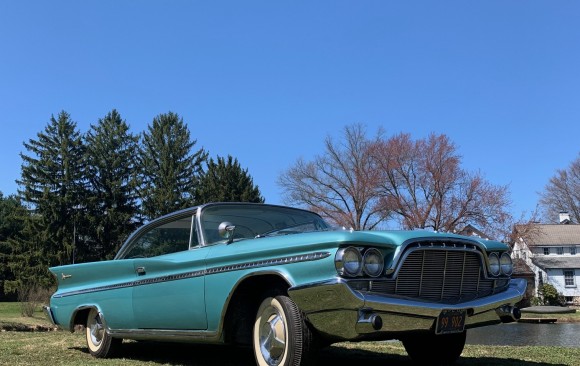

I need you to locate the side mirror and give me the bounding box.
[218,221,236,244]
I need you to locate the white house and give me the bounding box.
[512,214,580,306]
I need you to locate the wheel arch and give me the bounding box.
[221,271,293,345]
[70,305,103,332]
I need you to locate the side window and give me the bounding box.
[123,215,197,258]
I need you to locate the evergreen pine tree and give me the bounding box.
[0,193,28,300]
[195,155,264,204]
[5,213,54,294]
[138,112,207,219]
[13,111,85,289]
[84,109,140,260]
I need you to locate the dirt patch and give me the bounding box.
[0,322,58,332]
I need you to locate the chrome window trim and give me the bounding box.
[115,208,199,259]
[189,213,197,249]
[53,251,331,298]
[115,203,329,257]
[196,202,328,246]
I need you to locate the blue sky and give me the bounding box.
[1,1,579,220]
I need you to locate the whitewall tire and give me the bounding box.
[253,295,311,366]
[85,308,120,358]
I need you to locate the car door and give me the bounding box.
[123,213,208,330]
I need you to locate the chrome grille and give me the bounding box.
[369,244,501,303]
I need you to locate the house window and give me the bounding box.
[565,296,574,304]
[557,247,564,255]
[571,247,577,255]
[564,270,575,287]
[543,247,550,255]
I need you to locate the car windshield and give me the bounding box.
[200,204,329,245]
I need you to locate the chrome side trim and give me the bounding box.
[54,280,142,299]
[108,328,220,343]
[53,252,331,298]
[206,252,330,275]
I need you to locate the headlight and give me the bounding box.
[500,252,513,276]
[363,248,384,277]
[488,252,500,276]
[335,247,362,277]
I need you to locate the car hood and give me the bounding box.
[350,230,507,251]
[253,228,507,252]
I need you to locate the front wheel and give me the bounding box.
[85,308,121,358]
[253,295,312,366]
[402,331,466,365]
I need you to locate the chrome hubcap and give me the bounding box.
[259,305,286,365]
[88,312,104,347]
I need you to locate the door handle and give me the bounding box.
[136,267,146,275]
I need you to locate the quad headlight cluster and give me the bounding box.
[335,247,384,278]
[336,247,513,279]
[488,252,513,276]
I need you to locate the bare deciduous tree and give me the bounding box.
[539,153,580,223]
[278,124,388,230]
[279,125,512,239]
[370,132,512,238]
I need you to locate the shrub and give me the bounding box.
[538,283,565,306]
[17,284,53,317]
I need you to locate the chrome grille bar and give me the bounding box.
[367,241,505,304]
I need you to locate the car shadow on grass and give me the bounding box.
[72,341,569,366]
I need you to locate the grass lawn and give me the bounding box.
[0,302,53,328]
[1,302,579,365]
[0,331,579,366]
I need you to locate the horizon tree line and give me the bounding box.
[1,117,578,301]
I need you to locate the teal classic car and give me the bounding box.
[45,203,526,365]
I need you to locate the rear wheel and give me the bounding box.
[402,331,466,365]
[253,295,312,366]
[85,308,121,358]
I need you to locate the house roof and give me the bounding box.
[531,256,580,270]
[521,224,580,247]
[513,258,534,276]
[458,224,492,240]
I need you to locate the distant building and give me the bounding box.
[458,224,492,240]
[512,213,580,306]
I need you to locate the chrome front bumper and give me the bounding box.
[288,278,526,340]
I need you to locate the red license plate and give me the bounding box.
[436,309,466,334]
